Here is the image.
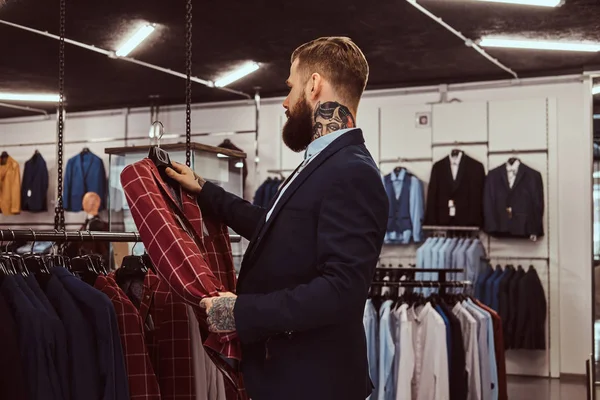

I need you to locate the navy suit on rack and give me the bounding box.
[21,151,49,212]
[63,150,107,211]
[198,128,388,400]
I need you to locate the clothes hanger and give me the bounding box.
[148,121,174,170]
[23,230,51,276]
[69,232,100,285]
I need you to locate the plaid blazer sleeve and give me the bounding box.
[121,159,241,360]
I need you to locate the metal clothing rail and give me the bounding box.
[370,280,472,288]
[0,230,242,243]
[422,225,480,232]
[376,267,464,273]
[0,130,257,149]
[488,149,548,156]
[432,141,489,147]
[379,157,433,164]
[483,256,549,262]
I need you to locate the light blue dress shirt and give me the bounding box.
[378,300,396,400]
[384,170,424,244]
[416,238,432,289]
[364,299,379,400]
[467,299,498,400]
[266,128,354,221]
[455,239,472,281]
[466,240,487,286]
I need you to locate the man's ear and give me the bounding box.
[308,73,323,101]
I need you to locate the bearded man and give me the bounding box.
[166,36,389,400]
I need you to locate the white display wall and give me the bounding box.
[0,75,593,377]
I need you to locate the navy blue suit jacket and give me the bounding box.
[21,152,49,212]
[483,162,544,237]
[46,274,101,399]
[1,276,58,400]
[63,151,107,211]
[53,267,129,400]
[198,129,388,400]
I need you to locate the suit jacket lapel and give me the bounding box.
[242,129,365,267]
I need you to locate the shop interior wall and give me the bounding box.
[0,77,592,376]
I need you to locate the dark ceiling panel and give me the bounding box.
[0,0,599,119]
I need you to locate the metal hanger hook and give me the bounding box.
[29,229,36,254]
[150,120,165,146]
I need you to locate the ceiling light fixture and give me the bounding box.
[214,62,260,88]
[593,85,600,96]
[479,36,600,52]
[116,24,155,57]
[0,92,61,102]
[472,0,562,7]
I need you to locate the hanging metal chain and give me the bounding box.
[185,0,192,167]
[54,0,66,231]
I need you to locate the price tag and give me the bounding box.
[506,207,513,219]
[27,190,32,198]
[449,200,456,217]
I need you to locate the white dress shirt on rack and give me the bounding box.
[506,160,520,189]
[409,303,449,400]
[395,304,414,400]
[450,152,463,180]
[463,301,492,400]
[453,303,482,400]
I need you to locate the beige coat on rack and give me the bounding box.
[0,155,21,215]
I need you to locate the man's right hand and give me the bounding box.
[165,161,206,195]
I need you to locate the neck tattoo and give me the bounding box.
[311,101,355,142]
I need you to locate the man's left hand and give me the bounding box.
[200,292,238,333]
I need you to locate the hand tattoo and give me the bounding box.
[312,101,355,141]
[207,297,237,332]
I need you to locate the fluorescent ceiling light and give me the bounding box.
[235,162,244,169]
[116,24,155,57]
[472,0,562,7]
[214,62,260,88]
[217,153,229,158]
[0,92,61,102]
[479,36,600,52]
[593,85,600,96]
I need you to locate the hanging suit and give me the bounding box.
[63,151,107,212]
[21,152,49,212]
[483,161,544,238]
[424,154,485,227]
[0,155,21,215]
[120,159,246,400]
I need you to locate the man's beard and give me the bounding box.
[282,93,314,153]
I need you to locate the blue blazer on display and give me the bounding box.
[21,152,49,212]
[197,129,389,400]
[63,150,107,212]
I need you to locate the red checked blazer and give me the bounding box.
[121,159,246,399]
[95,275,161,400]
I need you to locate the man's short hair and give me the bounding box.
[291,37,369,109]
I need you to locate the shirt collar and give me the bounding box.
[304,128,355,160]
[506,159,520,172]
[450,151,463,166]
[390,168,406,181]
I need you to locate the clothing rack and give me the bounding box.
[422,225,480,232]
[482,256,549,262]
[431,141,488,147]
[0,230,242,243]
[487,149,548,156]
[379,157,433,164]
[370,280,472,288]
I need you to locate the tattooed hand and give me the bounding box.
[201,292,237,333]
